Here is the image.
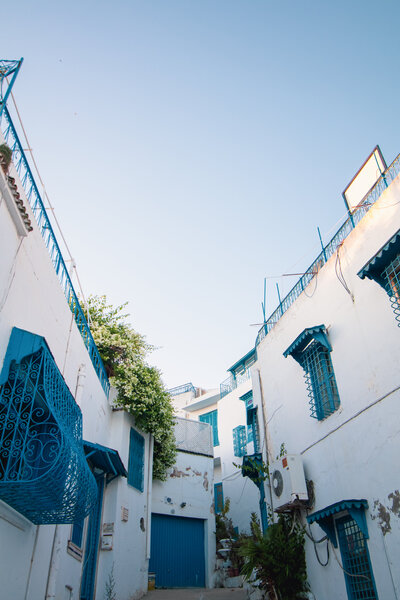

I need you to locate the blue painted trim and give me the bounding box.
[128,428,145,492]
[283,325,330,363]
[199,410,219,446]
[307,499,369,547]
[214,482,224,514]
[227,348,257,374]
[0,58,23,118]
[81,476,104,600]
[357,228,400,288]
[83,441,127,478]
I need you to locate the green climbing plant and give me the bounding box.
[85,295,176,480]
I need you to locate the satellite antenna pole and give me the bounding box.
[261,277,266,323]
[317,226,327,263]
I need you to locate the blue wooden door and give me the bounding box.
[149,513,205,588]
[81,476,104,600]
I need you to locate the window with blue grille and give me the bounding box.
[240,391,255,443]
[214,482,224,514]
[71,519,85,548]
[358,230,400,327]
[247,407,260,451]
[233,425,247,457]
[128,428,144,492]
[284,325,340,420]
[336,515,378,600]
[199,410,219,446]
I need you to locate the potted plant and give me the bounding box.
[0,143,12,174]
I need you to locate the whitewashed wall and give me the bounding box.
[256,176,400,599]
[152,447,215,587]
[0,154,150,599]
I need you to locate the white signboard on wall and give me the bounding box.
[343,146,387,213]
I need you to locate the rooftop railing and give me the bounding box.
[168,382,197,396]
[255,153,400,347]
[0,106,110,396]
[220,366,251,399]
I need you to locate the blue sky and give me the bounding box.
[3,0,400,388]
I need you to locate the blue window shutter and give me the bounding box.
[199,410,219,446]
[71,519,84,548]
[214,483,224,514]
[128,428,145,492]
[233,425,247,457]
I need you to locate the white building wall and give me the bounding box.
[152,447,216,587]
[256,175,400,599]
[0,147,150,599]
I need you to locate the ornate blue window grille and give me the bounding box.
[247,407,260,451]
[199,410,219,446]
[358,229,400,327]
[284,326,340,420]
[214,482,224,514]
[336,515,378,600]
[128,428,144,492]
[233,425,247,457]
[0,328,97,524]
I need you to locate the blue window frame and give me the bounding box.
[214,482,224,514]
[247,407,260,452]
[128,428,144,492]
[358,229,400,327]
[284,325,340,420]
[199,410,219,446]
[240,391,255,443]
[336,515,378,600]
[233,425,247,457]
[71,519,85,548]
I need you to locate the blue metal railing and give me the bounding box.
[0,107,110,396]
[220,367,251,399]
[168,382,196,396]
[255,153,400,347]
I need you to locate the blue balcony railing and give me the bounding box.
[0,107,110,396]
[168,382,197,396]
[255,152,400,347]
[220,367,251,399]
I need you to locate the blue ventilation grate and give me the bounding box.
[301,340,340,420]
[233,425,247,457]
[0,329,97,524]
[336,515,378,600]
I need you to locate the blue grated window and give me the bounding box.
[0,328,97,524]
[71,519,85,548]
[240,391,254,442]
[199,410,219,446]
[336,515,378,600]
[214,482,224,514]
[381,255,400,324]
[128,428,144,492]
[284,325,340,421]
[301,341,340,420]
[233,425,247,457]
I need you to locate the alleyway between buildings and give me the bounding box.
[145,588,247,599]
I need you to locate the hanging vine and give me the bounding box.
[84,295,176,480]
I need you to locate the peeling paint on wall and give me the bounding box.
[371,490,400,535]
[371,500,391,535]
[170,467,190,478]
[203,472,209,491]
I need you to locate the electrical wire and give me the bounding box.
[334,243,354,300]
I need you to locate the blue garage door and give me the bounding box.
[149,513,205,588]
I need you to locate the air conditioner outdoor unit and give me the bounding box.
[269,455,308,510]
